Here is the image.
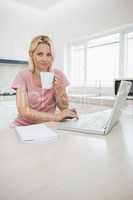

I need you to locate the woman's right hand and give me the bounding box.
[55,108,79,122]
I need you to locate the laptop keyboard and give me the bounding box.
[80,110,111,129]
[59,109,112,130]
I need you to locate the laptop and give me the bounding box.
[57,81,131,135]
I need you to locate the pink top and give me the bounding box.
[11,68,69,126]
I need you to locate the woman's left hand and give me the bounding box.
[53,74,69,110]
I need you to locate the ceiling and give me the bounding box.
[8,0,63,12]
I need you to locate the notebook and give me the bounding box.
[15,123,57,143]
[57,81,131,135]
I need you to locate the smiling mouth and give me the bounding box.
[40,63,49,66]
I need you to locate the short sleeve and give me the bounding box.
[55,69,70,87]
[11,71,26,90]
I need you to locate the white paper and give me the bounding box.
[15,123,57,143]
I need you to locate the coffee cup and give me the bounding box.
[40,72,54,89]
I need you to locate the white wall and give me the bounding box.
[0,0,44,60]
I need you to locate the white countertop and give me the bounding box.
[0,101,133,200]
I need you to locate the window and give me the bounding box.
[66,25,133,89]
[87,34,120,87]
[127,32,133,77]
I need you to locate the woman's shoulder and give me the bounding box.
[16,68,32,78]
[11,69,32,90]
[54,68,65,76]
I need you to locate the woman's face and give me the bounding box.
[32,43,53,72]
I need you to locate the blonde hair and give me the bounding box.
[29,35,54,73]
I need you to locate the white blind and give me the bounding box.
[70,45,85,86]
[70,34,120,87]
[87,34,120,87]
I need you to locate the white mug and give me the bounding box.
[40,72,54,89]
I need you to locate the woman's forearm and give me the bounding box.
[57,95,69,110]
[21,107,58,123]
[55,88,69,111]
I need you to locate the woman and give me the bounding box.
[11,35,78,126]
